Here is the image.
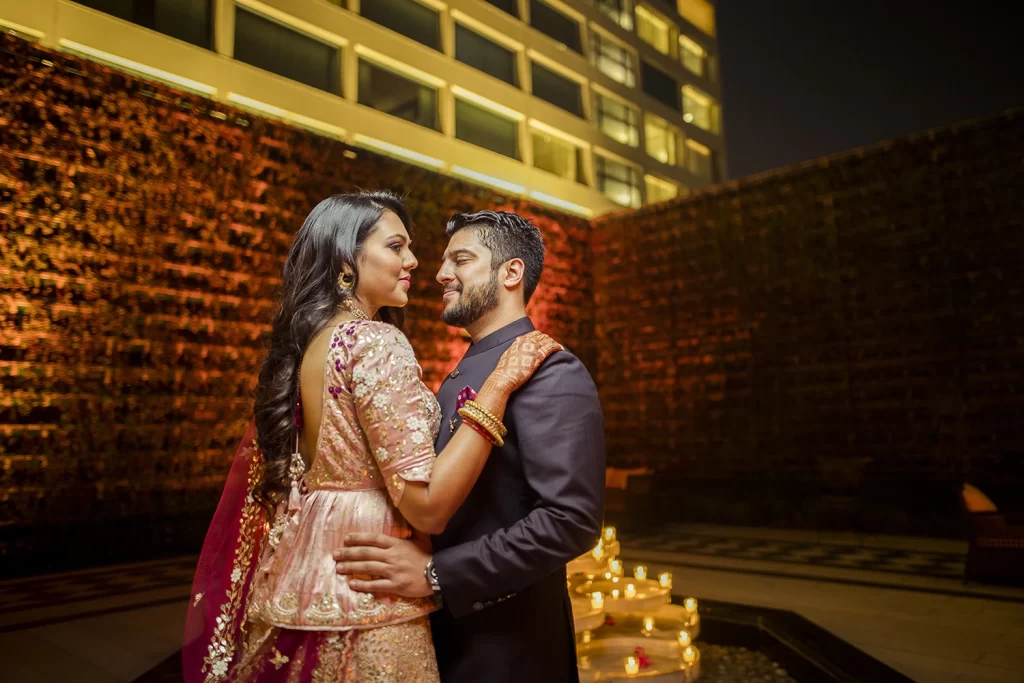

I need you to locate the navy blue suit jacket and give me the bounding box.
[430,317,605,683]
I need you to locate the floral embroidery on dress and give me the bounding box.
[245,322,440,637]
[202,440,265,683]
[269,648,289,669]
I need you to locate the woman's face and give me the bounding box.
[354,210,418,309]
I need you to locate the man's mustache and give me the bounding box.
[444,285,462,295]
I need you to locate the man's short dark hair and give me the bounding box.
[445,210,545,304]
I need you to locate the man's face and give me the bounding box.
[436,228,501,328]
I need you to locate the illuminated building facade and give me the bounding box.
[0,0,724,215]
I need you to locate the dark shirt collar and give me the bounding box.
[463,317,535,359]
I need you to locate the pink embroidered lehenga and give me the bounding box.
[184,321,443,682]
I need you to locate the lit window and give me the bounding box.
[589,31,636,87]
[532,131,585,184]
[592,92,640,147]
[682,85,718,132]
[455,97,519,159]
[358,58,438,130]
[74,0,213,49]
[678,35,707,78]
[677,0,716,37]
[685,139,713,180]
[235,9,340,94]
[361,0,440,51]
[636,5,673,55]
[456,24,518,86]
[595,0,634,31]
[644,175,678,204]
[595,154,642,208]
[644,115,681,166]
[531,63,583,117]
[530,0,582,53]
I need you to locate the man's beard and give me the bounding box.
[441,270,500,328]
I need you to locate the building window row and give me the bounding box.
[71,0,712,207]
[79,0,720,137]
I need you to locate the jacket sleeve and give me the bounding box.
[431,352,605,617]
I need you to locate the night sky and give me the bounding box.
[716,1,1024,179]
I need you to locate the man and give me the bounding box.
[335,210,605,682]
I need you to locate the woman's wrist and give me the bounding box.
[473,381,509,421]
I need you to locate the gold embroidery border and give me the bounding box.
[202,438,265,682]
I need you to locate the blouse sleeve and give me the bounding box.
[345,322,435,506]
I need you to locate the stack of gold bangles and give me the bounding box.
[457,400,508,447]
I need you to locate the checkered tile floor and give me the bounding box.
[0,557,196,617]
[623,525,966,579]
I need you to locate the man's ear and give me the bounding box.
[503,258,525,290]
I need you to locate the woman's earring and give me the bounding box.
[338,271,355,291]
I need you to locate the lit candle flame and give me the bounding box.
[659,572,672,589]
[612,589,620,598]
[684,597,698,613]
[625,656,640,674]
[634,565,647,581]
[678,630,692,647]
[604,526,617,542]
[610,559,623,575]
[591,592,604,610]
[643,616,655,632]
[683,646,697,664]
[625,583,637,599]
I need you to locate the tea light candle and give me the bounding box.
[582,630,592,644]
[624,656,640,675]
[609,559,623,575]
[659,572,672,589]
[612,589,621,599]
[643,616,655,633]
[592,546,604,561]
[682,646,697,664]
[678,630,692,647]
[604,571,613,580]
[624,583,637,599]
[684,597,698,613]
[591,592,604,610]
[612,576,621,584]
[604,526,617,542]
[634,565,647,581]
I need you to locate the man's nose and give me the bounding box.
[436,263,452,284]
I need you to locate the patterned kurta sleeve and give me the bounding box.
[344,321,436,506]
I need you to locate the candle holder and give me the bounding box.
[575,577,671,614]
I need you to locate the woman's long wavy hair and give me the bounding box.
[252,191,412,509]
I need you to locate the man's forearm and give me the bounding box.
[431,505,601,617]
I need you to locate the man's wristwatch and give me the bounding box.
[424,558,442,595]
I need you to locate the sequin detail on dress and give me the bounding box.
[247,321,441,633]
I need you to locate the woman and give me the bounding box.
[183,191,560,682]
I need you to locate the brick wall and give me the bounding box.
[0,35,592,575]
[594,110,1024,531]
[3,31,1023,573]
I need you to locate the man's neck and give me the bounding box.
[465,304,527,343]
